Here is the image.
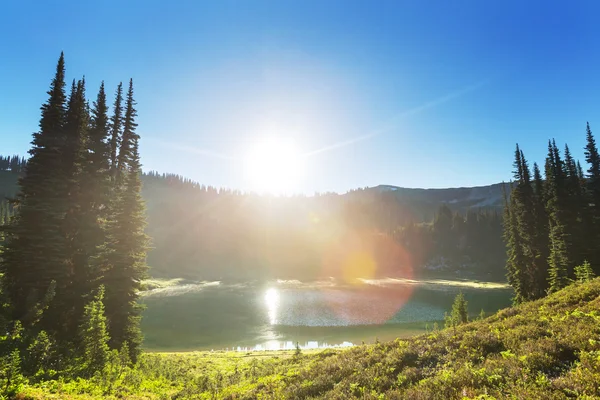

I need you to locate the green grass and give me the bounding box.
[16,278,600,399]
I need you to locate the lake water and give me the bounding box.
[140,278,512,351]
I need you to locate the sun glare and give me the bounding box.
[265,288,279,325]
[244,137,305,195]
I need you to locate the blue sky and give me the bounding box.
[1,0,600,193]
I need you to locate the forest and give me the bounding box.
[505,128,600,303]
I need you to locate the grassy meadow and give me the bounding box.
[12,278,600,399]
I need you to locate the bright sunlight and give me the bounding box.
[244,137,305,195]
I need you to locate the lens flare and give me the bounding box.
[321,231,414,324]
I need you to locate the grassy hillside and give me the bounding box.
[15,278,600,399]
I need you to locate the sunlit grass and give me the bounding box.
[17,278,600,399]
[139,278,185,291]
[357,277,511,289]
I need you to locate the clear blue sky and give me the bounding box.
[1,0,600,193]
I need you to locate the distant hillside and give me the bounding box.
[376,183,506,208]
[1,168,508,280]
[347,183,507,221]
[1,169,508,216]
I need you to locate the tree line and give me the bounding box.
[0,156,27,173]
[0,53,148,382]
[143,179,504,281]
[505,124,598,303]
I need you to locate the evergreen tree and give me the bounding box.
[532,162,549,295]
[584,122,600,273]
[574,261,595,283]
[65,82,112,337]
[564,144,588,267]
[505,145,544,300]
[102,80,148,361]
[445,291,468,330]
[108,83,123,181]
[584,122,600,204]
[504,181,527,303]
[517,149,545,298]
[79,286,110,375]
[53,78,90,340]
[577,160,584,181]
[1,54,70,331]
[546,140,572,291]
[115,80,137,185]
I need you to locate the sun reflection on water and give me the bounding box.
[265,288,279,325]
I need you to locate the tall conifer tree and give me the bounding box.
[546,140,572,291]
[56,78,90,339]
[504,181,527,304]
[109,83,123,181]
[532,162,549,295]
[584,122,600,273]
[64,82,112,338]
[1,54,70,329]
[102,80,148,361]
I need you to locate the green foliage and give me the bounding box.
[0,349,25,398]
[102,81,148,361]
[0,55,148,379]
[479,308,486,320]
[574,261,595,283]
[22,330,56,379]
[80,286,110,375]
[9,278,600,399]
[445,291,468,329]
[0,53,70,336]
[506,126,600,299]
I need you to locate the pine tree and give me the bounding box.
[577,160,584,181]
[546,140,572,291]
[102,80,148,361]
[563,144,588,267]
[504,145,544,300]
[504,181,527,303]
[584,122,600,204]
[79,286,110,375]
[109,83,123,181]
[41,77,89,341]
[532,162,549,295]
[445,291,468,330]
[115,80,137,185]
[584,122,600,274]
[1,54,70,331]
[517,149,545,298]
[64,82,112,337]
[574,261,595,283]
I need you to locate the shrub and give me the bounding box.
[0,349,25,397]
[575,261,595,283]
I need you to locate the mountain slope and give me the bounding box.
[352,182,507,220]
[237,278,600,399]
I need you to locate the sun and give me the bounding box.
[244,137,305,195]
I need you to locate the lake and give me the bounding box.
[140,278,512,351]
